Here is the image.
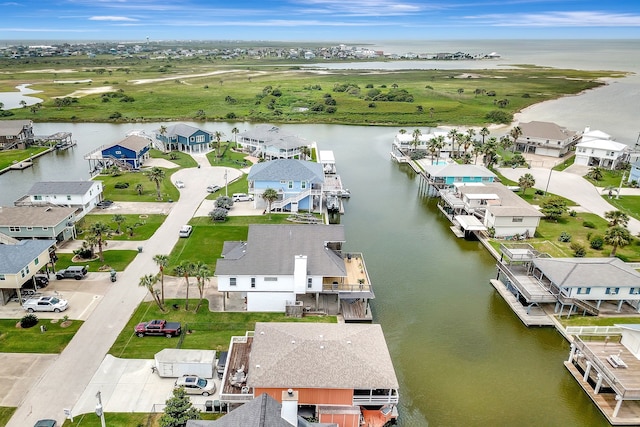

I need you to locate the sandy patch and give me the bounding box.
[143,158,179,169]
[130,69,247,85]
[63,86,114,98]
[455,73,483,79]
[24,68,77,74]
[53,79,93,84]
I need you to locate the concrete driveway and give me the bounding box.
[498,167,640,235]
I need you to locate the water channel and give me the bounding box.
[0,122,607,426]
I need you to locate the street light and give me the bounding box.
[544,168,553,196]
[616,171,626,199]
[96,391,106,427]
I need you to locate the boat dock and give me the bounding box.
[489,279,555,327]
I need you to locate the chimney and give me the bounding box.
[281,389,298,426]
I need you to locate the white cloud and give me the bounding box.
[89,15,139,22]
[291,0,432,16]
[466,11,640,27]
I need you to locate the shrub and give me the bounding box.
[114,182,129,189]
[325,106,337,114]
[215,196,234,210]
[570,242,586,257]
[558,232,571,242]
[368,103,376,108]
[20,314,39,328]
[209,208,229,222]
[310,103,325,112]
[324,97,336,106]
[583,221,596,229]
[109,111,122,119]
[225,112,237,119]
[535,189,544,196]
[569,210,577,217]
[484,110,511,124]
[590,236,604,250]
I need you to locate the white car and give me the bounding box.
[206,185,221,193]
[179,225,192,238]
[175,180,185,188]
[23,296,69,313]
[175,375,216,396]
[232,193,254,202]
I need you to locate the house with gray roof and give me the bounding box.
[248,159,325,213]
[0,206,77,242]
[99,135,151,169]
[0,239,56,305]
[514,121,581,157]
[0,119,34,149]
[219,323,398,426]
[155,123,213,153]
[216,225,374,320]
[238,125,312,160]
[14,180,103,219]
[575,127,630,170]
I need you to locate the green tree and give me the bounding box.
[540,197,568,221]
[411,129,421,151]
[231,127,239,148]
[159,387,200,427]
[153,254,169,304]
[145,167,166,200]
[213,131,224,161]
[509,126,522,151]
[111,214,126,234]
[194,262,211,312]
[138,274,165,312]
[427,136,445,164]
[135,183,144,195]
[159,125,168,152]
[261,188,279,218]
[175,261,195,311]
[605,210,630,228]
[299,145,311,160]
[90,222,111,262]
[518,173,536,195]
[604,226,632,256]
[482,137,498,168]
[588,166,604,181]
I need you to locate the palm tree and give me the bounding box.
[461,135,472,155]
[90,222,111,262]
[604,226,631,256]
[231,127,239,149]
[135,183,144,195]
[153,254,169,304]
[213,131,224,161]
[429,107,435,118]
[398,129,407,135]
[518,173,536,195]
[112,214,126,234]
[139,274,165,311]
[411,129,421,152]
[159,125,168,152]
[427,136,445,164]
[261,188,279,218]
[483,137,498,168]
[145,167,165,200]
[465,128,476,154]
[299,146,311,161]
[447,128,459,158]
[605,210,630,228]
[194,262,211,312]
[499,135,513,151]
[175,261,195,310]
[472,141,483,165]
[588,166,604,181]
[479,127,490,145]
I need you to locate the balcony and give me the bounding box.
[322,252,373,296]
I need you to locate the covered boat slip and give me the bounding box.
[567,338,640,425]
[489,279,555,327]
[452,214,486,239]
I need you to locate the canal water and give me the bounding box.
[0,122,607,426]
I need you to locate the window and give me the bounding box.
[9,226,20,232]
[24,266,29,274]
[42,227,48,231]
[606,287,620,295]
[307,278,313,289]
[0,274,4,281]
[190,137,195,142]
[576,287,591,295]
[229,278,237,286]
[512,217,523,223]
[251,278,256,288]
[26,226,33,231]
[630,288,640,295]
[264,277,278,282]
[67,195,71,201]
[35,258,39,265]
[34,195,42,201]
[301,181,307,189]
[196,135,205,143]
[280,180,286,184]
[288,181,293,189]
[115,150,122,155]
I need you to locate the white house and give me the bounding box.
[14,181,104,219]
[392,129,454,157]
[237,125,312,160]
[515,121,581,157]
[215,224,373,317]
[575,127,630,169]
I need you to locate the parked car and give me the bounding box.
[96,200,113,209]
[135,319,182,337]
[216,351,228,379]
[179,225,192,238]
[175,375,216,396]
[34,420,57,427]
[23,296,69,313]
[206,185,220,193]
[56,265,87,280]
[175,180,185,188]
[34,274,49,288]
[232,193,254,202]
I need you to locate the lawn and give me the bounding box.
[561,316,640,327]
[109,299,336,359]
[205,143,251,169]
[169,215,293,271]
[149,148,199,168]
[0,318,83,353]
[56,250,139,272]
[552,155,575,171]
[0,146,49,170]
[584,168,628,188]
[76,214,166,241]
[96,169,180,202]
[0,407,15,426]
[204,173,249,201]
[604,196,640,222]
[61,412,221,426]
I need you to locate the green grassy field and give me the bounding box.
[76,214,166,241]
[56,250,139,272]
[584,168,628,188]
[109,299,336,359]
[60,412,221,426]
[0,55,624,126]
[149,148,198,168]
[97,169,180,202]
[603,196,640,222]
[0,318,83,353]
[0,146,49,170]
[0,407,15,426]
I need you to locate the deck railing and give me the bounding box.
[496,263,556,303]
[566,326,622,336]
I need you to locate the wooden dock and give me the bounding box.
[340,300,373,322]
[9,160,33,170]
[489,279,554,327]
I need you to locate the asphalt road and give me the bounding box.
[7,155,242,426]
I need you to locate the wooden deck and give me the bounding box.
[221,336,253,397]
[340,300,373,322]
[490,279,555,327]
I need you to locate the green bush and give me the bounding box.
[114,182,130,189]
[583,221,596,229]
[590,236,604,250]
[20,314,39,328]
[569,210,577,217]
[570,242,586,257]
[558,231,572,242]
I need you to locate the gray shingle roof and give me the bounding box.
[0,206,76,227]
[26,181,97,195]
[163,123,210,138]
[248,159,324,183]
[216,225,346,277]
[247,323,399,389]
[0,239,55,274]
[0,119,32,136]
[108,135,150,152]
[533,257,640,288]
[187,393,291,427]
[240,125,310,150]
[519,121,577,141]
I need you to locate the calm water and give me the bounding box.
[0,122,608,426]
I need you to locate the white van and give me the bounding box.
[179,225,192,238]
[232,193,254,202]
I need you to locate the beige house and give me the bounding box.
[0,239,56,305]
[515,121,580,157]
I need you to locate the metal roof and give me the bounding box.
[0,119,32,136]
[247,159,324,183]
[240,125,310,150]
[423,163,496,178]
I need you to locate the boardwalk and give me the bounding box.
[489,279,555,327]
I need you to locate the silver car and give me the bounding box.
[175,375,216,396]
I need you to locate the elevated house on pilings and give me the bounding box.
[566,325,640,425]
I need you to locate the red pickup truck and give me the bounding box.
[135,319,182,338]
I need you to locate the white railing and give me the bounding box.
[565,326,622,336]
[219,392,255,403]
[271,188,320,210]
[353,395,399,405]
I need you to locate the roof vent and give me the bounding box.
[287,388,294,396]
[291,340,295,344]
[347,340,351,345]
[320,345,324,350]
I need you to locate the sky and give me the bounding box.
[1,0,640,42]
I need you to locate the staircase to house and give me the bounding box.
[271,189,318,211]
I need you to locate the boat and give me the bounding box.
[336,188,351,198]
[326,195,340,212]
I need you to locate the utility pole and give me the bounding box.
[617,171,626,199]
[95,390,106,427]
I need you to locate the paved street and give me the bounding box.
[7,155,243,426]
[498,165,640,235]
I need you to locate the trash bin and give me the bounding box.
[205,400,213,412]
[137,246,143,253]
